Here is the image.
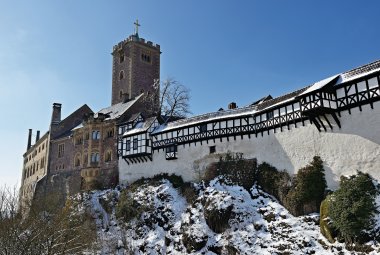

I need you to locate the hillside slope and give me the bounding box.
[82,177,380,255]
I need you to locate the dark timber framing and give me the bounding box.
[151,71,380,150]
[118,66,380,160]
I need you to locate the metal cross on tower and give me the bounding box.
[134,19,140,36]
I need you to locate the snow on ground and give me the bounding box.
[83,177,380,255]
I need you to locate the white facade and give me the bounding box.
[119,102,380,190]
[119,60,380,190]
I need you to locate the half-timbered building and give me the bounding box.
[119,60,380,189]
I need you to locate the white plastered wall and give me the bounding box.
[119,101,380,190]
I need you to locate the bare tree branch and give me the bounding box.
[0,186,96,255]
[143,78,191,120]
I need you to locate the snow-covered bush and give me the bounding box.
[115,190,148,222]
[203,191,234,233]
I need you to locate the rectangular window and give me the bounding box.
[165,145,177,153]
[40,157,45,168]
[199,124,207,133]
[141,50,151,63]
[357,81,367,92]
[107,129,114,138]
[368,77,379,88]
[133,138,138,150]
[266,111,274,119]
[105,151,112,162]
[126,140,131,151]
[75,136,83,145]
[84,154,88,166]
[91,153,100,163]
[92,130,100,140]
[165,145,178,160]
[58,144,65,158]
[209,146,216,154]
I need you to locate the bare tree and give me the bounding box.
[144,78,191,120]
[0,186,97,255]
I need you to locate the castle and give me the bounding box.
[20,24,160,206]
[20,24,380,207]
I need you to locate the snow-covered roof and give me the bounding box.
[300,75,339,96]
[152,60,380,134]
[152,86,310,134]
[152,106,258,134]
[339,59,380,84]
[123,117,157,136]
[72,123,83,131]
[96,94,143,120]
[250,95,273,106]
[127,112,142,123]
[299,60,380,96]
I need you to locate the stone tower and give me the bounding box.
[111,22,161,105]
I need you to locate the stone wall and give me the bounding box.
[111,37,160,105]
[49,136,75,175]
[19,133,50,208]
[34,170,82,208]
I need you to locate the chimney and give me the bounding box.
[51,103,62,125]
[36,130,40,143]
[27,129,32,150]
[228,102,237,110]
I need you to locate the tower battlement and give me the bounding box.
[112,35,160,53]
[111,30,161,106]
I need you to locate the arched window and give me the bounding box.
[107,128,114,138]
[74,153,81,167]
[119,70,124,80]
[83,153,88,166]
[105,150,112,162]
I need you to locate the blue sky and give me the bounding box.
[1,0,380,187]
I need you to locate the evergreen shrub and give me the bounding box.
[152,173,184,188]
[328,172,378,244]
[116,190,146,222]
[319,195,337,243]
[204,152,257,190]
[285,156,327,216]
[256,162,291,202]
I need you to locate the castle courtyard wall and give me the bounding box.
[119,101,380,190]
